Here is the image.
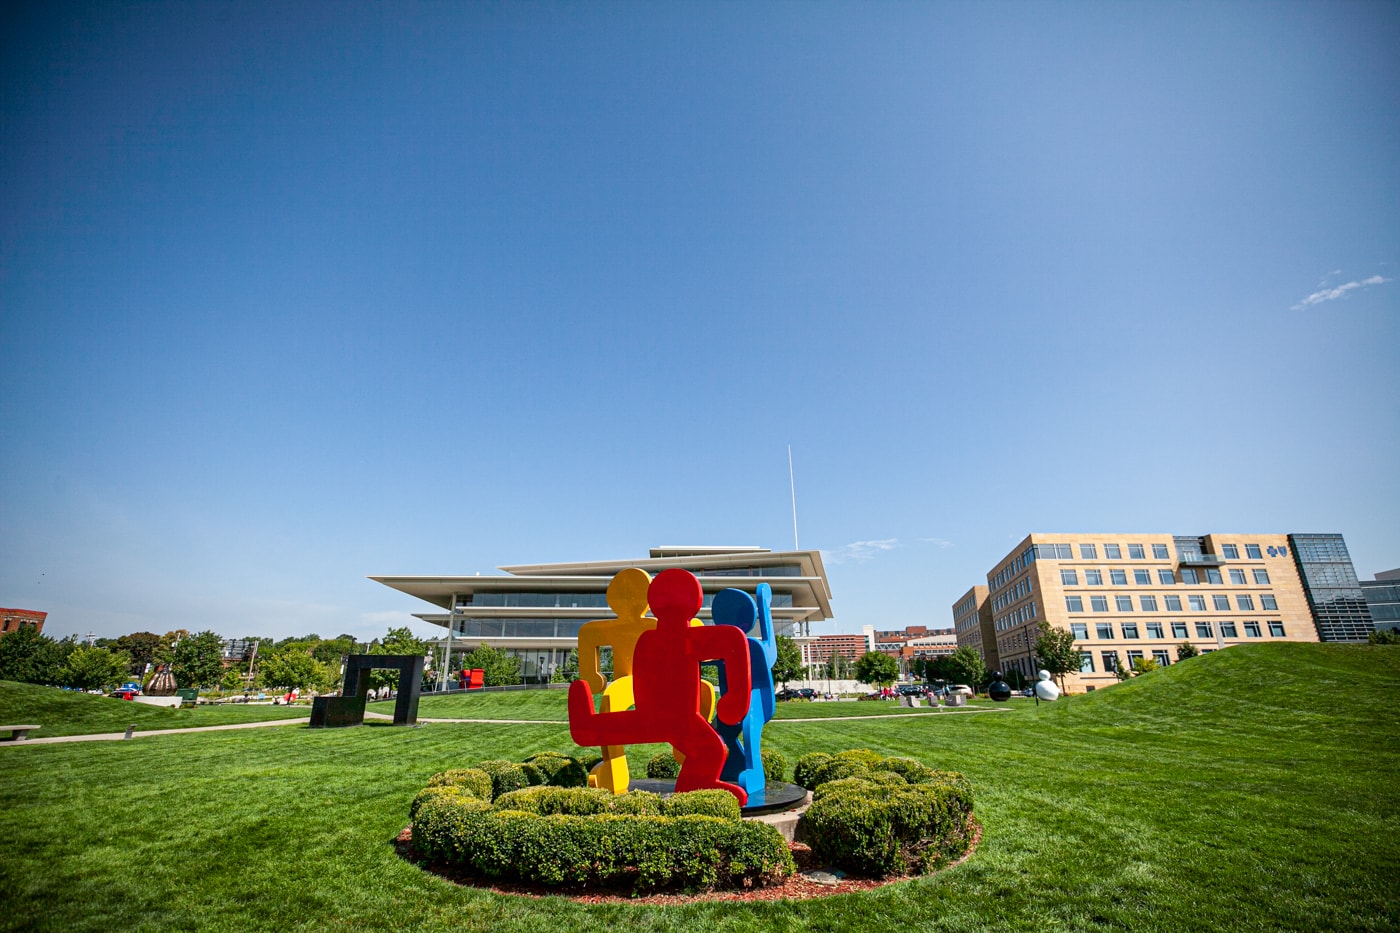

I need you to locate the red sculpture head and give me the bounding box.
[647,568,704,625]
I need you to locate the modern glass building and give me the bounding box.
[1360,568,1400,634]
[1289,534,1376,642]
[371,545,834,683]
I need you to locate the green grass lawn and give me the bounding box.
[0,681,308,737]
[2,643,1397,932]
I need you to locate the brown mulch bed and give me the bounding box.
[394,815,981,904]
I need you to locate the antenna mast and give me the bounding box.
[788,445,799,550]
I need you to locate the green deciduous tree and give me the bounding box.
[257,650,318,691]
[772,635,803,687]
[854,651,900,688]
[1034,623,1081,691]
[170,631,226,688]
[1131,656,1160,676]
[60,645,131,692]
[1177,642,1200,661]
[0,627,71,685]
[461,642,522,686]
[822,652,853,681]
[550,649,579,683]
[944,645,986,689]
[113,632,162,675]
[369,627,430,688]
[1368,628,1400,645]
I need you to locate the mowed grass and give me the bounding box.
[0,681,307,737]
[1,643,1397,932]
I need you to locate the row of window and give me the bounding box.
[994,601,1038,632]
[1070,620,1286,641]
[1047,542,1275,562]
[993,576,1034,611]
[1059,567,1271,587]
[990,545,1039,592]
[1081,649,1178,673]
[1066,592,1278,613]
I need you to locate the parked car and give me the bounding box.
[947,684,974,697]
[776,687,816,701]
[896,684,927,697]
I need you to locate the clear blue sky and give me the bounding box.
[3,2,1397,643]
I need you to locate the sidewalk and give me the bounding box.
[1,716,309,746]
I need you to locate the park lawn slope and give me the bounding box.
[0,643,1395,932]
[0,680,308,737]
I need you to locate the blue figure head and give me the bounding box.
[712,588,758,633]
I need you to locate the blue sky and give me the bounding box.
[2,1,1397,642]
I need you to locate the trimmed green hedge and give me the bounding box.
[426,767,493,801]
[410,790,791,892]
[760,748,788,782]
[797,749,975,878]
[661,789,741,820]
[523,752,588,788]
[645,751,680,778]
[475,760,529,799]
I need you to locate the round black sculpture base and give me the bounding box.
[627,779,809,816]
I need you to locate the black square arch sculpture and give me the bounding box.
[309,654,424,728]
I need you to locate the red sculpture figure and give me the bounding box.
[568,568,753,803]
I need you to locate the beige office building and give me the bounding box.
[952,533,1357,692]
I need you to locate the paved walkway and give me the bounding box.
[2,704,1010,746]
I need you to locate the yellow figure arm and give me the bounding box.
[577,621,609,695]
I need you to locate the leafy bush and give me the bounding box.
[410,793,491,862]
[519,762,546,786]
[493,785,615,816]
[410,785,472,822]
[810,756,873,787]
[662,789,742,820]
[760,748,788,782]
[646,752,680,779]
[873,756,934,784]
[426,768,493,800]
[793,752,833,789]
[611,790,663,815]
[475,760,529,799]
[524,752,588,788]
[800,755,974,878]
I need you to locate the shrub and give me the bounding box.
[810,756,873,787]
[611,790,663,815]
[519,762,546,786]
[811,776,880,802]
[410,785,470,822]
[866,770,908,787]
[425,768,493,801]
[524,752,588,788]
[474,760,529,800]
[760,748,788,782]
[646,752,680,779]
[834,749,884,767]
[410,793,491,861]
[662,789,742,820]
[873,756,934,784]
[793,752,833,789]
[493,785,615,816]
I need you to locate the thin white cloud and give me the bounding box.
[825,539,899,564]
[919,537,954,549]
[1292,275,1390,311]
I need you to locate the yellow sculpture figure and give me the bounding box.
[578,568,717,793]
[578,568,655,792]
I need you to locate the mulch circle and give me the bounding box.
[394,815,981,904]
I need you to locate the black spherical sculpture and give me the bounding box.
[988,671,1012,702]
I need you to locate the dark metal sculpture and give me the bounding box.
[309,654,424,727]
[988,671,1012,702]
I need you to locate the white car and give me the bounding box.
[948,684,974,697]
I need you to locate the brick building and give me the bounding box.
[0,608,46,637]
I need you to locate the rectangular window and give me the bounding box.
[1146,622,1164,638]
[1091,596,1109,612]
[1244,621,1262,637]
[1096,623,1114,639]
[1229,569,1247,585]
[1195,622,1213,638]
[1122,622,1140,638]
[1065,596,1084,612]
[1061,569,1079,585]
[1104,543,1122,559]
[1080,543,1098,559]
[1139,595,1159,611]
[1127,650,1144,664]
[1079,651,1095,673]
[1164,595,1183,611]
[1268,622,1286,637]
[1236,594,1255,611]
[1115,595,1133,611]
[1246,544,1262,559]
[1260,594,1278,610]
[1181,568,1199,585]
[1213,595,1231,610]
[1158,569,1176,585]
[1071,622,1088,640]
[1253,569,1271,584]
[1222,544,1240,559]
[1101,651,1119,672]
[1189,596,1207,612]
[1152,543,1169,559]
[1085,569,1103,585]
[1111,569,1128,585]
[1153,649,1171,666]
[1220,621,1238,638]
[1134,569,1152,585]
[1172,622,1189,638]
[1206,569,1223,584]
[1129,544,1146,559]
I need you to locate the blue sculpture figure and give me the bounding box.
[713,583,777,804]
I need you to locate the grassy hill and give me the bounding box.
[0,642,1395,932]
[0,681,308,737]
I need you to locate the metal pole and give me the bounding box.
[788,445,799,551]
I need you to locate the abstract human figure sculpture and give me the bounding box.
[1034,668,1061,701]
[569,568,753,803]
[576,568,655,793]
[713,583,777,803]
